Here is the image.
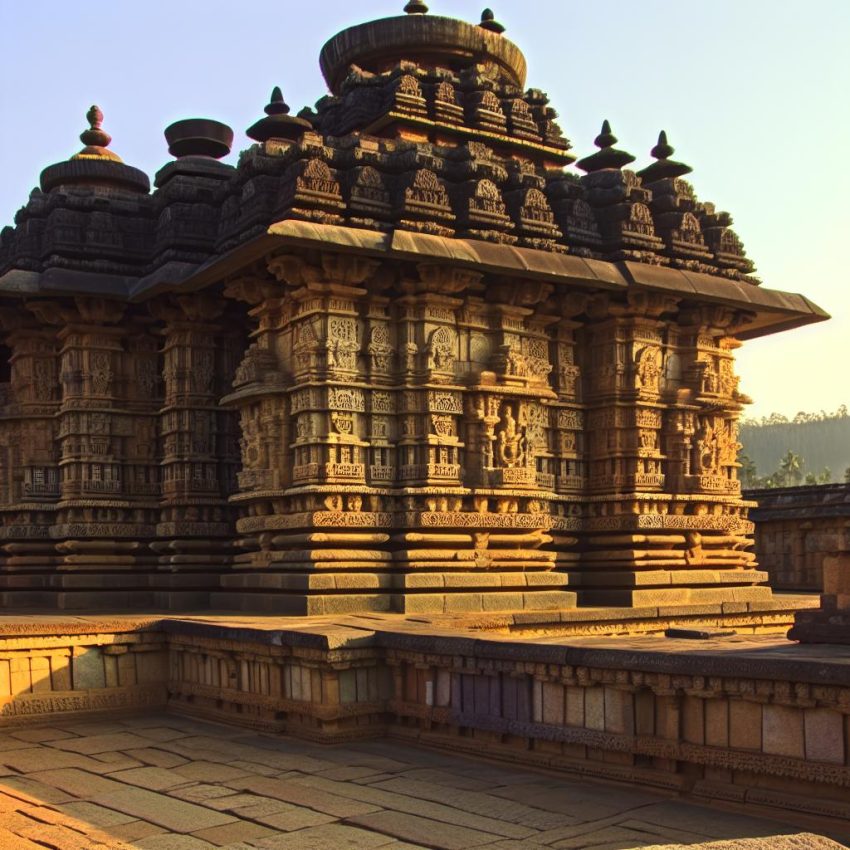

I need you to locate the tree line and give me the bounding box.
[741,405,849,427]
[739,450,835,489]
[739,405,850,489]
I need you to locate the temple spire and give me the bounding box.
[576,120,636,173]
[40,103,149,193]
[637,130,693,183]
[403,1,428,13]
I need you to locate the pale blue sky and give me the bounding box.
[2,0,848,419]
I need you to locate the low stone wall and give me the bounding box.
[1,616,849,828]
[0,620,167,723]
[747,484,850,591]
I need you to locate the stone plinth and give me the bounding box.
[0,612,849,831]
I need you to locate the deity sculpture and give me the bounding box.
[495,403,528,468]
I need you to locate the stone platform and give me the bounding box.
[0,605,848,840]
[0,714,844,850]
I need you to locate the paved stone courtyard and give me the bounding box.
[0,714,842,850]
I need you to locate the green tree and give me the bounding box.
[778,450,804,487]
[738,453,760,488]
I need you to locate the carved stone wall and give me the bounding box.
[0,4,825,616]
[0,241,773,613]
[575,297,764,606]
[218,253,575,614]
[746,484,850,592]
[0,297,243,608]
[0,625,167,722]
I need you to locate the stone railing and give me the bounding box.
[79,480,123,495]
[238,469,279,490]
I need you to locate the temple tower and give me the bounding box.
[0,5,828,614]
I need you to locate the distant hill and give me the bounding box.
[739,409,850,482]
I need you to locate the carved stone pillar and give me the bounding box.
[391,270,573,614]
[395,281,465,489]
[15,298,162,603]
[548,294,586,579]
[0,316,61,595]
[149,294,240,594]
[221,256,394,614]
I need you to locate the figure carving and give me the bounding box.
[635,346,661,391]
[495,403,528,468]
[427,326,456,372]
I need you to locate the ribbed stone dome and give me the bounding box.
[319,9,527,95]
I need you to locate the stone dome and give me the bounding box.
[319,5,527,95]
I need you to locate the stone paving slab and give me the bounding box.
[0,714,843,850]
[643,839,842,850]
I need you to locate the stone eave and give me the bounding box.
[622,261,830,340]
[0,222,830,341]
[127,239,281,301]
[0,267,142,300]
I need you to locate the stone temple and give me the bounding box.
[0,3,827,617]
[0,5,847,847]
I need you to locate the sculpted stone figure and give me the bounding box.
[495,404,528,468]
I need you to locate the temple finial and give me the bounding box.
[72,103,123,162]
[80,105,112,149]
[595,119,617,150]
[247,85,312,143]
[404,1,428,13]
[651,130,674,161]
[576,119,636,173]
[637,129,693,182]
[265,86,291,116]
[479,8,505,34]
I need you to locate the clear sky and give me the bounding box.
[1,0,849,419]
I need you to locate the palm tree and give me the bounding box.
[779,450,804,486]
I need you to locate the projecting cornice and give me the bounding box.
[0,220,824,341]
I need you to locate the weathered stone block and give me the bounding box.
[542,682,564,725]
[729,701,761,751]
[804,708,844,764]
[704,699,729,748]
[682,695,704,745]
[585,686,605,731]
[49,655,72,691]
[72,648,106,690]
[762,704,804,759]
[635,689,655,736]
[565,686,584,727]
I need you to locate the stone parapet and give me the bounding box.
[0,613,848,829]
